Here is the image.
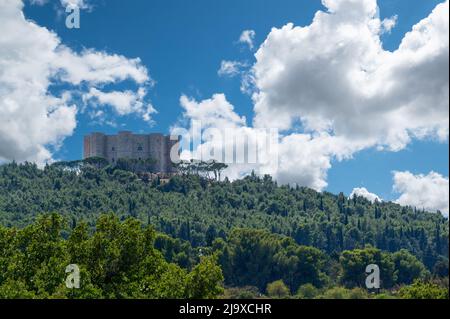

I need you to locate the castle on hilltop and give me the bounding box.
[83,131,179,173]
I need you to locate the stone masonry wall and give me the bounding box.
[83,131,179,173]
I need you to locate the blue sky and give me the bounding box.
[4,0,448,208]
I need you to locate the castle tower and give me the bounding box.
[83,132,180,173]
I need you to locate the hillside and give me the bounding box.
[0,161,448,298]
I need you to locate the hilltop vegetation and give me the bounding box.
[0,214,223,299]
[0,161,448,298]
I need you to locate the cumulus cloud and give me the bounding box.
[174,0,449,191]
[238,30,256,49]
[174,94,273,182]
[275,133,369,190]
[53,48,151,86]
[29,0,48,5]
[350,187,382,202]
[60,0,90,9]
[173,93,365,190]
[0,0,154,164]
[179,94,246,129]
[381,15,398,34]
[252,0,449,151]
[29,0,91,10]
[393,171,449,217]
[218,60,247,78]
[82,88,156,123]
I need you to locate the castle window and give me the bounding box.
[112,147,115,151]
[137,145,143,151]
[112,158,115,163]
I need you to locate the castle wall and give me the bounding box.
[166,136,179,173]
[84,133,107,159]
[83,136,90,159]
[83,131,180,173]
[149,133,165,172]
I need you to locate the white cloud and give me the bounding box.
[272,132,371,190]
[82,88,156,123]
[0,0,154,164]
[60,0,90,9]
[393,171,449,217]
[251,0,448,151]
[350,187,382,202]
[173,0,449,192]
[174,94,365,190]
[175,94,266,182]
[381,15,398,34]
[239,29,256,49]
[53,48,151,86]
[218,60,247,78]
[29,0,48,5]
[29,0,91,9]
[179,94,246,129]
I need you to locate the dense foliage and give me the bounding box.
[212,228,439,293]
[398,280,449,299]
[0,213,223,299]
[0,162,448,299]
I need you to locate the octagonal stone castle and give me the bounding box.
[83,131,180,173]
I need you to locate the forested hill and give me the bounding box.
[0,161,448,274]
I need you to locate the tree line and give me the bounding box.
[0,161,448,298]
[0,213,223,299]
[0,213,447,299]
